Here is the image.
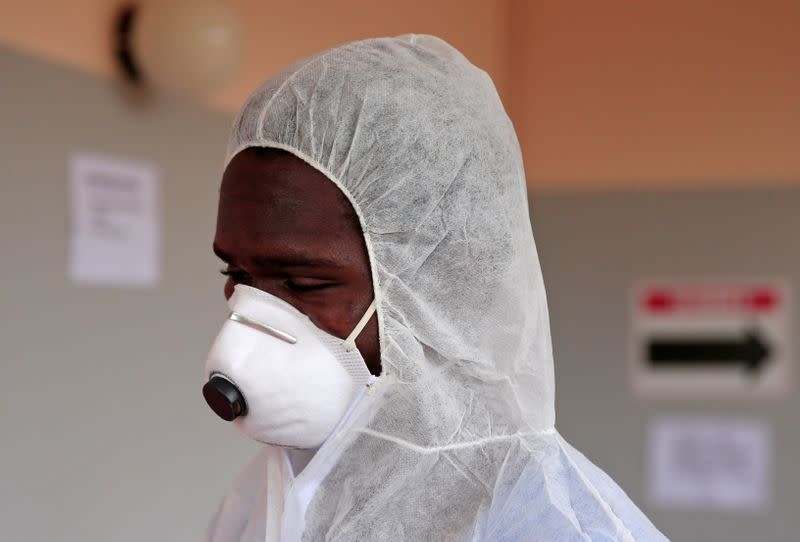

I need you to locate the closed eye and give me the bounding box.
[284,278,337,293]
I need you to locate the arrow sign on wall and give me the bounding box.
[648,330,771,373]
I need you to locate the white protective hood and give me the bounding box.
[207,35,668,541]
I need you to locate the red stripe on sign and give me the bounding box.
[645,290,676,312]
[742,288,779,312]
[644,287,779,314]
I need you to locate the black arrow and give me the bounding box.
[648,330,771,373]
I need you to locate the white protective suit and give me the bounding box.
[207,35,668,541]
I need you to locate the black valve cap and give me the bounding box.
[203,375,247,421]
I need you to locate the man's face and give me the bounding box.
[213,148,380,375]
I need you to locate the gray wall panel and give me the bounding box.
[0,47,258,542]
[532,189,799,542]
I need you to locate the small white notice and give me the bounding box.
[648,417,771,511]
[69,153,160,286]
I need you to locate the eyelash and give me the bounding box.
[219,268,252,282]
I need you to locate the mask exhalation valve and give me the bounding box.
[203,374,247,421]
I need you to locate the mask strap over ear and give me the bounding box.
[342,300,377,352]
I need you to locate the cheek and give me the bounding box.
[303,296,358,339]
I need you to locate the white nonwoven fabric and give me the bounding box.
[210,34,668,541]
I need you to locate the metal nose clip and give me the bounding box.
[228,312,297,344]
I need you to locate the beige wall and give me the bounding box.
[509,0,800,190]
[2,0,798,190]
[0,0,511,109]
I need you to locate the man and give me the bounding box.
[204,35,667,541]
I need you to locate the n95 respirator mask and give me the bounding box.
[202,284,375,449]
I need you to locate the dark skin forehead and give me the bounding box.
[214,147,380,375]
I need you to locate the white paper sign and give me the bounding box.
[648,417,771,511]
[69,153,160,286]
[631,279,793,398]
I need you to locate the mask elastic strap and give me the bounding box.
[342,299,377,351]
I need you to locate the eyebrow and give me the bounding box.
[213,243,345,270]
